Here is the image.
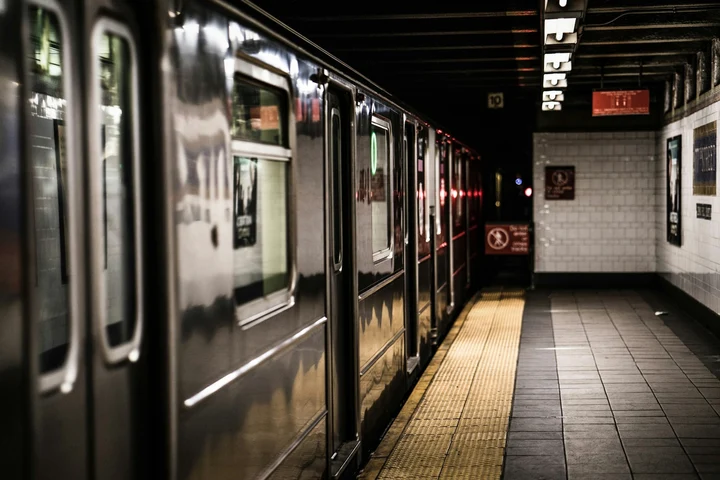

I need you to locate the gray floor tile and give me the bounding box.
[503,455,566,480]
[617,423,677,438]
[622,438,682,447]
[567,474,632,480]
[563,416,615,424]
[565,438,625,456]
[567,460,630,475]
[613,409,665,416]
[673,424,720,439]
[506,439,564,456]
[508,431,564,440]
[667,416,720,425]
[614,416,669,424]
[633,475,700,479]
[626,452,696,474]
[604,383,652,393]
[624,445,687,456]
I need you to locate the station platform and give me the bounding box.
[358,288,720,480]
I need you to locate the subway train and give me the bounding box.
[0,0,484,479]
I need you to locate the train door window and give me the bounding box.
[230,68,293,325]
[331,108,342,268]
[28,3,76,385]
[92,20,142,363]
[453,149,464,229]
[370,116,392,262]
[417,134,429,250]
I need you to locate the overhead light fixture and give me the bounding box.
[542,101,562,111]
[543,73,567,88]
[543,90,565,102]
[544,18,577,43]
[559,0,568,6]
[544,52,571,70]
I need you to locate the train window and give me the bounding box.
[331,109,342,268]
[91,19,143,364]
[417,135,427,248]
[371,116,393,261]
[231,74,292,325]
[453,149,464,229]
[97,32,137,348]
[28,5,71,374]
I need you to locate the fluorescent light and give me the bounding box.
[542,101,562,111]
[543,73,567,88]
[545,18,577,42]
[543,90,565,101]
[545,52,571,70]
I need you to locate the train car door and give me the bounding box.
[326,85,360,477]
[23,1,89,479]
[435,137,450,333]
[403,120,419,373]
[83,1,147,479]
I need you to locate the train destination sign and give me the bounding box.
[592,89,650,116]
[485,223,530,255]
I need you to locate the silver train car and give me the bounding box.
[0,0,484,479]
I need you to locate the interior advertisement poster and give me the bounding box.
[693,121,717,196]
[234,156,258,248]
[667,135,682,246]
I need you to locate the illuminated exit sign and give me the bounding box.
[592,89,650,116]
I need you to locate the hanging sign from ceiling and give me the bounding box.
[592,89,650,116]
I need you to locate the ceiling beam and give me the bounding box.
[308,28,538,38]
[577,50,700,59]
[585,22,720,32]
[332,44,540,53]
[573,56,691,68]
[587,3,720,15]
[571,71,669,78]
[286,11,538,21]
[370,56,540,65]
[387,67,541,75]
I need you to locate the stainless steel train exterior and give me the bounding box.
[0,0,484,479]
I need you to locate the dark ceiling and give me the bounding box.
[250,0,720,144]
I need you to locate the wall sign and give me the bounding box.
[693,120,717,196]
[697,203,712,220]
[488,92,504,109]
[667,135,682,246]
[592,90,650,116]
[485,223,530,255]
[545,166,575,200]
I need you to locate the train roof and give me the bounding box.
[232,0,480,156]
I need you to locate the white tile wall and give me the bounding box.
[657,102,720,314]
[533,132,657,273]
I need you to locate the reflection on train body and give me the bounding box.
[2,1,485,479]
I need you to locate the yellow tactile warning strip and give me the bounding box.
[358,288,525,480]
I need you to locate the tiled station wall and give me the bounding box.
[657,101,720,313]
[532,132,657,273]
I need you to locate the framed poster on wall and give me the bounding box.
[693,121,717,196]
[667,135,682,246]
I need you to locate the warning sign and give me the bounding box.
[545,166,575,200]
[485,223,530,255]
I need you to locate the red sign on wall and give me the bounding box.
[485,224,530,255]
[592,90,650,116]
